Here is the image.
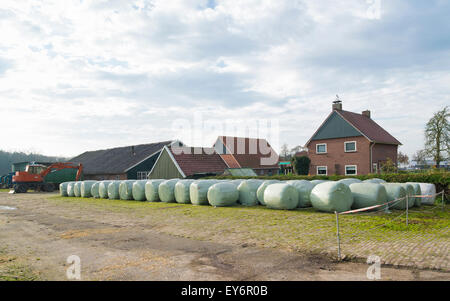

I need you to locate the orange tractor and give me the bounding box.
[12,162,83,193]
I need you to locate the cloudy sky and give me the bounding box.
[0,0,449,158]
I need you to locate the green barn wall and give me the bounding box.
[126,152,161,180]
[148,149,183,180]
[311,112,363,141]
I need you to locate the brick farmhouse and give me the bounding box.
[305,101,402,176]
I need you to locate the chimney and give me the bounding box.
[131,146,136,156]
[362,110,371,118]
[332,100,342,111]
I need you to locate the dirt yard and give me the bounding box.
[0,191,448,281]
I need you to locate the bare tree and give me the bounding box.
[397,151,409,166]
[280,143,290,160]
[425,106,450,167]
[413,149,428,166]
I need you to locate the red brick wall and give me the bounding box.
[372,144,398,172]
[307,137,371,176]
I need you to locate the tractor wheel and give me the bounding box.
[15,184,28,193]
[43,183,54,192]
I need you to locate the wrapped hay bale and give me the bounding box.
[287,180,315,208]
[132,180,148,201]
[399,183,415,208]
[145,179,165,202]
[310,182,353,213]
[237,180,264,206]
[338,178,362,186]
[190,180,218,205]
[59,182,69,197]
[67,182,76,197]
[119,180,135,200]
[406,182,423,207]
[417,183,436,205]
[81,181,97,198]
[363,178,386,184]
[310,180,330,186]
[381,184,408,210]
[107,181,121,200]
[349,183,387,209]
[74,182,82,197]
[91,182,100,198]
[174,180,195,204]
[207,183,239,207]
[264,184,299,210]
[159,179,180,203]
[256,180,280,205]
[98,181,112,199]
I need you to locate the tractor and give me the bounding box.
[12,162,83,193]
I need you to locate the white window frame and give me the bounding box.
[316,143,327,154]
[344,141,357,153]
[345,165,358,176]
[317,166,328,175]
[137,171,150,180]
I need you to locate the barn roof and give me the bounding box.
[168,146,228,177]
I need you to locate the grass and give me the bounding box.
[0,189,11,192]
[0,248,40,281]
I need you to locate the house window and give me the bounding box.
[316,144,327,154]
[137,171,149,180]
[344,141,357,152]
[345,165,357,175]
[317,166,327,175]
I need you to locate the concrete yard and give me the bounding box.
[0,191,449,281]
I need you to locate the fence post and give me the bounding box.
[335,211,341,260]
[406,196,409,227]
[443,191,445,212]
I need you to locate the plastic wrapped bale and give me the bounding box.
[406,182,422,207]
[287,180,315,208]
[348,183,387,209]
[230,179,244,187]
[59,182,69,197]
[417,183,436,205]
[190,180,218,205]
[119,180,136,200]
[98,181,112,199]
[207,183,239,207]
[74,182,82,197]
[264,184,299,210]
[399,184,415,208]
[310,180,330,186]
[81,181,97,198]
[90,182,100,198]
[108,182,121,200]
[159,179,180,203]
[237,180,264,206]
[174,180,195,204]
[363,178,386,184]
[381,184,408,210]
[338,178,362,186]
[67,182,76,197]
[145,179,165,202]
[132,180,148,201]
[256,180,280,206]
[310,182,354,213]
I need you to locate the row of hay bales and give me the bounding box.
[59,178,437,213]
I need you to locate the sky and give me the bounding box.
[0,0,449,158]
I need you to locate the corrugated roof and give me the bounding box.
[71,141,173,175]
[336,110,402,145]
[169,146,228,177]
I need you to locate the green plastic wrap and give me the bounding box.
[416,183,436,205]
[132,180,148,201]
[363,178,386,184]
[74,182,82,197]
[237,180,264,206]
[91,182,100,198]
[381,183,407,210]
[406,182,422,207]
[159,179,180,203]
[145,179,165,202]
[98,181,112,199]
[399,183,415,208]
[59,182,69,197]
[310,182,353,213]
[310,180,330,186]
[67,182,75,197]
[287,180,315,208]
[174,180,195,204]
[264,183,299,210]
[207,183,239,207]
[81,181,97,198]
[119,180,135,200]
[108,181,121,200]
[349,183,387,209]
[338,178,362,186]
[256,180,280,205]
[190,180,218,205]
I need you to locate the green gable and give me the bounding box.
[126,152,161,179]
[148,148,183,179]
[311,111,363,141]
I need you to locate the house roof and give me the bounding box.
[169,146,228,177]
[217,136,279,169]
[71,141,173,175]
[220,154,241,169]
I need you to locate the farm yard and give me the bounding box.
[0,187,448,281]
